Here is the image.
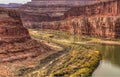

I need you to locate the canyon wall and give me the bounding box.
[20,0,120,39]
[0,8,51,63]
[34,16,120,39]
[0,8,30,42]
[65,0,118,17]
[20,0,104,27]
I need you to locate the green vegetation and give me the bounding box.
[18,29,100,77]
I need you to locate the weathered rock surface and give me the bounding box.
[37,16,120,39]
[65,0,119,17]
[20,0,105,28]
[0,8,52,63]
[20,0,120,39]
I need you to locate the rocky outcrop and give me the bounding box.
[19,0,120,39]
[38,16,120,39]
[0,8,52,63]
[64,0,119,17]
[20,0,104,28]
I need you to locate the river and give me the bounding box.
[93,45,120,77]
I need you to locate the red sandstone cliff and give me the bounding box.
[0,8,52,62]
[0,8,52,76]
[21,0,107,27]
[19,0,120,39]
[38,16,120,39]
[64,0,119,17]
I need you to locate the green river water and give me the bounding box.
[93,45,120,77]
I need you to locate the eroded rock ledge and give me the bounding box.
[34,16,120,39]
[0,8,52,62]
[20,0,120,39]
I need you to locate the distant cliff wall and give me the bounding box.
[38,16,120,39]
[0,8,21,19]
[20,0,115,27]
[65,0,119,17]
[20,0,120,39]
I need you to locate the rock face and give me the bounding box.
[20,0,103,28]
[65,0,119,17]
[20,0,120,39]
[0,10,30,43]
[0,8,51,63]
[39,16,120,39]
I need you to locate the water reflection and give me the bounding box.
[97,45,120,67]
[93,45,120,77]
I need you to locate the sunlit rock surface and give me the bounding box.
[0,8,52,76]
[0,8,52,62]
[20,0,109,27]
[39,16,120,39]
[20,0,120,39]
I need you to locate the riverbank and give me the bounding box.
[86,37,120,46]
[14,29,101,77]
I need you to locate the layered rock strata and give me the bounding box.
[20,0,120,39]
[0,8,51,63]
[38,16,120,39]
[65,0,119,17]
[20,0,101,27]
